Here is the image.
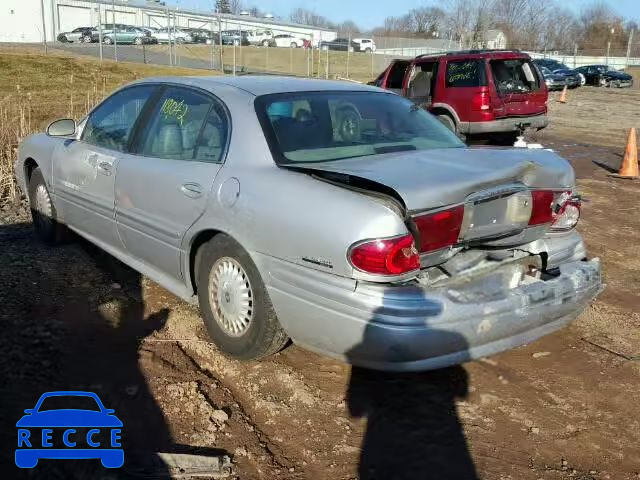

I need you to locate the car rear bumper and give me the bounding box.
[460,114,549,134]
[257,234,602,372]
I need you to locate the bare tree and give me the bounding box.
[228,0,243,15]
[290,8,331,28]
[409,6,446,35]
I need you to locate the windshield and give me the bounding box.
[256,91,464,164]
[38,395,101,412]
[491,59,541,93]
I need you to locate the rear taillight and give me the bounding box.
[349,234,420,276]
[528,190,555,226]
[551,191,581,231]
[471,91,491,111]
[413,205,464,253]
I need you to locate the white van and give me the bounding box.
[353,38,377,53]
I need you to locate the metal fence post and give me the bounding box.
[112,0,118,62]
[346,33,351,79]
[39,0,48,54]
[325,46,329,79]
[290,44,293,74]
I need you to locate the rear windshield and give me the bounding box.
[256,91,464,164]
[490,59,541,94]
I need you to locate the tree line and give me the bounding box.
[216,0,636,55]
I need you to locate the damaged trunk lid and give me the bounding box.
[288,147,574,254]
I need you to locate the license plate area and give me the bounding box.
[459,184,533,242]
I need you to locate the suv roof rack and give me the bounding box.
[415,48,522,59]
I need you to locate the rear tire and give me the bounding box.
[103,36,113,45]
[262,39,270,47]
[437,113,456,133]
[28,167,67,245]
[82,34,93,43]
[133,37,143,45]
[196,234,289,360]
[290,42,297,48]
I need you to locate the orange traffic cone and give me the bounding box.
[557,85,568,103]
[609,128,639,179]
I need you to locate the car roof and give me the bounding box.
[133,75,381,97]
[416,49,531,62]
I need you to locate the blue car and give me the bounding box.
[15,391,124,468]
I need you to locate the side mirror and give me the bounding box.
[24,409,33,414]
[47,118,76,137]
[105,409,115,414]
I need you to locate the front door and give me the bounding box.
[115,85,229,279]
[53,84,157,249]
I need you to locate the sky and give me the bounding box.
[177,0,640,29]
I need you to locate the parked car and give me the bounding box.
[538,66,570,91]
[371,49,548,144]
[533,60,584,87]
[102,26,154,45]
[247,29,275,46]
[15,76,602,371]
[153,27,193,44]
[575,65,633,88]
[353,38,376,53]
[221,30,250,46]
[272,34,306,48]
[184,28,213,44]
[319,38,360,52]
[57,27,97,43]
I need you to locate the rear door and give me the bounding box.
[115,85,229,278]
[378,60,411,94]
[489,57,547,118]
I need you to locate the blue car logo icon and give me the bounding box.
[16,391,124,468]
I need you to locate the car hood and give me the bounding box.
[286,147,574,213]
[605,71,632,79]
[16,410,123,427]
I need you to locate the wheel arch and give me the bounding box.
[23,157,39,188]
[430,104,460,125]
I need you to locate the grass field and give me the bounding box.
[0,48,213,200]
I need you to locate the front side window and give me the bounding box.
[137,87,228,163]
[257,91,464,164]
[83,85,156,152]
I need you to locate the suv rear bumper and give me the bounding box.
[460,114,549,135]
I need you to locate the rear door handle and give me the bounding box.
[180,183,203,198]
[97,161,113,176]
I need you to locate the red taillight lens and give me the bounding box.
[349,234,420,276]
[471,91,491,111]
[413,205,464,253]
[528,190,555,226]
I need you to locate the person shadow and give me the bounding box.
[0,220,224,478]
[346,289,478,480]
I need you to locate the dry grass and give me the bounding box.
[0,48,214,202]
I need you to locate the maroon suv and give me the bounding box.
[371,49,549,143]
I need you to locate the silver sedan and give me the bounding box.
[15,76,602,371]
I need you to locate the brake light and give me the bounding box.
[528,190,554,226]
[551,191,581,231]
[349,234,420,276]
[413,205,464,253]
[471,91,491,111]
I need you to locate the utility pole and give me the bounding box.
[39,0,48,54]
[166,5,172,66]
[626,28,635,69]
[112,0,118,61]
[573,43,577,68]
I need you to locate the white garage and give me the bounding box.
[57,5,91,32]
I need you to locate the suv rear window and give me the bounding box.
[490,59,541,93]
[446,60,487,87]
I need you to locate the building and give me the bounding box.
[0,0,337,44]
[483,30,507,49]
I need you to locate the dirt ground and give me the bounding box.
[1,87,639,480]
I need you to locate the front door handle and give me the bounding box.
[97,161,113,176]
[180,183,203,198]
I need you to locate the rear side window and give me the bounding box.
[490,59,541,93]
[137,87,228,163]
[446,60,487,87]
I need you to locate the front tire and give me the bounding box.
[103,36,113,45]
[82,34,93,43]
[133,37,143,45]
[28,167,67,245]
[197,235,289,360]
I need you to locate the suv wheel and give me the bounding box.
[290,42,297,48]
[197,234,289,360]
[437,113,456,133]
[82,34,92,43]
[262,39,270,47]
[28,168,67,245]
[103,36,113,45]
